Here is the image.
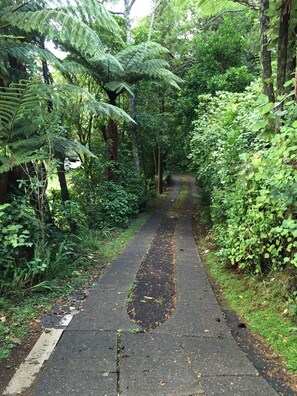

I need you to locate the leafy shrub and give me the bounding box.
[208,66,254,93]
[0,196,80,296]
[0,197,36,271]
[71,175,139,229]
[189,82,297,273]
[220,124,297,272]
[51,198,87,232]
[93,182,139,228]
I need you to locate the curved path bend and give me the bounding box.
[32,175,278,396]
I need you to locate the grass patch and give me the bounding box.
[196,225,297,373]
[0,293,60,361]
[0,212,149,363]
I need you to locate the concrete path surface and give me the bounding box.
[32,176,279,395]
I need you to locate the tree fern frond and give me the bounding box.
[50,136,97,159]
[91,102,135,123]
[48,83,134,122]
[0,152,43,174]
[51,0,122,38]
[116,42,169,71]
[63,53,123,82]
[0,39,67,73]
[2,10,106,63]
[8,135,46,151]
[105,81,134,96]
[151,68,183,89]
[0,136,46,174]
[0,79,48,143]
[132,59,170,73]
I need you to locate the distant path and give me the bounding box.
[32,175,278,395]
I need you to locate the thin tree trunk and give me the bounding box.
[285,15,296,92]
[57,159,70,202]
[124,0,141,175]
[157,146,163,194]
[40,36,53,111]
[276,0,291,97]
[148,3,156,42]
[129,86,141,174]
[105,118,119,182]
[260,0,275,102]
[124,0,136,43]
[295,65,297,102]
[0,173,8,204]
[104,91,119,181]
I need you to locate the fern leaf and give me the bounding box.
[0,39,67,73]
[50,136,97,159]
[116,42,169,71]
[0,79,47,143]
[52,0,122,37]
[2,10,106,63]
[105,81,134,96]
[50,83,134,122]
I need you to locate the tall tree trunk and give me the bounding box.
[129,86,141,174]
[40,37,54,112]
[157,147,163,194]
[104,91,119,181]
[57,159,77,232]
[286,8,297,92]
[57,159,70,202]
[295,64,297,102]
[0,173,9,204]
[124,0,136,43]
[124,0,141,175]
[260,0,275,102]
[276,0,292,97]
[105,118,119,182]
[157,94,165,194]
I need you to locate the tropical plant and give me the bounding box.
[63,40,182,180]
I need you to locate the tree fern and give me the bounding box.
[50,136,97,160]
[0,38,68,75]
[0,79,44,143]
[69,41,182,92]
[49,83,134,122]
[0,78,134,173]
[175,0,246,17]
[105,81,134,96]
[1,0,121,64]
[116,42,169,71]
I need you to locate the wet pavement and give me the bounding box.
[32,176,279,395]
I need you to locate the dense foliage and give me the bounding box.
[190,85,297,273]
[0,0,181,295]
